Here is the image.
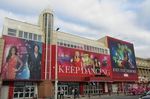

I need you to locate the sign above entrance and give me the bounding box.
[55,46,112,80]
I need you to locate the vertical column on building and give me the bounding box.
[38,8,54,98]
[0,38,4,98]
[39,9,54,79]
[104,82,108,93]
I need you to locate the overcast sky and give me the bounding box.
[0,0,150,58]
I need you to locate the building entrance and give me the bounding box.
[58,85,68,95]
[58,82,79,96]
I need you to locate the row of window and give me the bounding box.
[57,39,109,54]
[13,82,36,98]
[138,69,150,75]
[8,28,42,42]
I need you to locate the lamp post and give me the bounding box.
[54,28,59,99]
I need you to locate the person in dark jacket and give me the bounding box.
[28,44,42,79]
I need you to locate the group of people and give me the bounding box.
[58,87,79,99]
[2,44,41,80]
[71,51,108,73]
[113,43,134,69]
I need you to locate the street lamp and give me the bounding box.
[54,28,59,99]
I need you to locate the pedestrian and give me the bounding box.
[77,88,80,98]
[60,88,64,99]
[117,87,119,95]
[108,86,112,96]
[72,88,75,98]
[32,94,38,99]
[74,88,77,99]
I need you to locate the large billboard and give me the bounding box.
[1,35,42,80]
[56,46,112,80]
[107,37,137,80]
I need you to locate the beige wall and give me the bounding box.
[2,17,44,42]
[136,57,150,82]
[0,38,4,74]
[52,31,108,49]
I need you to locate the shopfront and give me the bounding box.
[51,45,112,96]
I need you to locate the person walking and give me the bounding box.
[60,88,64,99]
[72,88,75,99]
[74,88,77,99]
[108,86,112,96]
[74,88,79,99]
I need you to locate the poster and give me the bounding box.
[57,46,111,77]
[1,36,42,80]
[107,37,137,74]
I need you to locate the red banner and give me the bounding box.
[55,46,112,80]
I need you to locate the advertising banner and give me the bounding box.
[57,46,112,78]
[107,37,137,78]
[1,36,42,80]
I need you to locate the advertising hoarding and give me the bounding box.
[107,37,137,80]
[56,46,112,79]
[1,36,42,80]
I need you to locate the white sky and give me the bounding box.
[0,0,150,58]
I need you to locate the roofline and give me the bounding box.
[5,17,40,27]
[55,30,101,42]
[136,57,150,60]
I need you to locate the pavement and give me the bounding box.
[64,94,139,99]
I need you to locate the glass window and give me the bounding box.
[71,44,73,48]
[29,33,32,40]
[67,44,70,47]
[38,35,42,41]
[57,42,59,45]
[101,49,104,53]
[19,31,23,37]
[13,82,36,98]
[100,48,103,53]
[24,32,28,39]
[60,42,63,46]
[84,45,87,50]
[64,43,67,47]
[98,48,100,53]
[96,48,98,52]
[8,28,17,36]
[105,49,108,54]
[14,93,18,98]
[34,34,37,40]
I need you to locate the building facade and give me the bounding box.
[136,57,150,84]
[0,8,138,99]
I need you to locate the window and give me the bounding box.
[24,32,28,39]
[34,34,37,40]
[60,42,63,46]
[64,43,67,47]
[71,44,73,48]
[67,44,70,47]
[84,45,87,50]
[74,45,76,48]
[8,28,16,36]
[29,33,33,40]
[13,82,36,99]
[38,35,42,42]
[19,31,23,37]
[105,49,108,54]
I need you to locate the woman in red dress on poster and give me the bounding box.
[3,46,23,79]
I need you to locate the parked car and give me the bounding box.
[139,90,150,99]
